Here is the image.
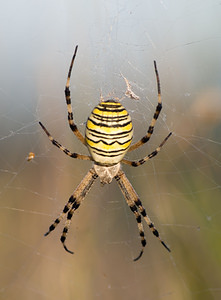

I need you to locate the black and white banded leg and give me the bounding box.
[44,168,98,253]
[39,121,92,161]
[115,169,170,261]
[128,61,163,152]
[122,132,172,167]
[64,45,86,145]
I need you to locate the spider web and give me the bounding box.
[1,1,221,299]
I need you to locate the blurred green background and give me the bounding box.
[1,1,221,300]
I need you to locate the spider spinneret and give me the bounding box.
[39,45,172,261]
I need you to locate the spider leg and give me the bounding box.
[44,194,76,236]
[44,168,98,254]
[60,201,80,254]
[65,45,86,145]
[115,169,170,261]
[128,61,162,153]
[115,170,146,261]
[140,207,171,253]
[122,132,172,167]
[39,121,92,161]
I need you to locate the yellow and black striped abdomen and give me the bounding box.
[85,100,133,165]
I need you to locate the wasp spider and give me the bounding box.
[39,46,172,261]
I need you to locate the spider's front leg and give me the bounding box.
[44,168,98,254]
[115,169,170,261]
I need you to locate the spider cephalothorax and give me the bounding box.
[39,45,171,261]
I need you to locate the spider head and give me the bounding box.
[94,163,121,184]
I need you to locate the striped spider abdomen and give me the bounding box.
[85,100,133,166]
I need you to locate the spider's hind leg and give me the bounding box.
[65,45,86,145]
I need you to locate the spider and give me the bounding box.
[39,45,172,261]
